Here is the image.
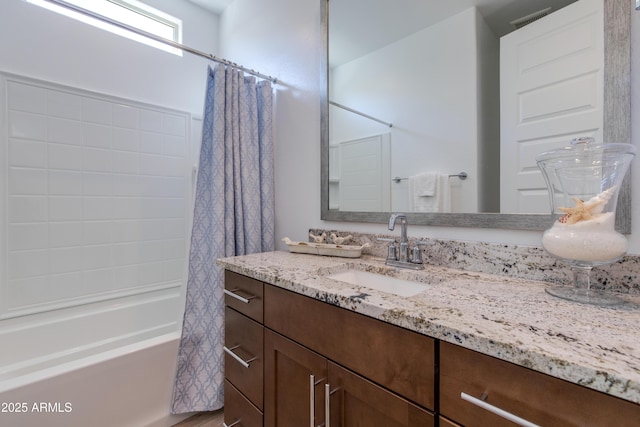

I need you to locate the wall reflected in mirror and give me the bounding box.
[327,0,604,215]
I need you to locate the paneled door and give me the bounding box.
[338,134,391,212]
[500,0,603,213]
[264,329,434,427]
[264,329,327,427]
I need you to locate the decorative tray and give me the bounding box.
[282,237,369,258]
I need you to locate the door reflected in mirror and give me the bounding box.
[326,0,609,215]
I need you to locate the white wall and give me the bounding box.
[330,8,495,214]
[220,0,640,255]
[1,0,218,114]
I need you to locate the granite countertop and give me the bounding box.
[217,250,640,405]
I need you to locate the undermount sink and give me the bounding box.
[326,269,430,297]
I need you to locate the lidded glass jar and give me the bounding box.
[536,137,635,305]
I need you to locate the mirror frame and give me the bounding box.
[320,0,631,232]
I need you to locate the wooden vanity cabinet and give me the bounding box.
[440,341,640,426]
[224,270,640,427]
[263,284,435,426]
[224,271,264,427]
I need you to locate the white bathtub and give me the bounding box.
[0,289,190,427]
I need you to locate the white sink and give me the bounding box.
[326,269,429,297]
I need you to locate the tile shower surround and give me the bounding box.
[309,229,640,294]
[2,75,189,318]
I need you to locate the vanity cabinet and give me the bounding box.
[440,341,640,426]
[223,271,264,427]
[223,270,640,426]
[263,284,435,426]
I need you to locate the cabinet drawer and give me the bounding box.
[440,341,640,426]
[264,284,435,410]
[225,270,263,322]
[225,307,264,410]
[224,380,263,427]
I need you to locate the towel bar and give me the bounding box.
[392,172,467,183]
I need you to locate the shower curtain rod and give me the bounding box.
[329,100,392,127]
[38,0,278,84]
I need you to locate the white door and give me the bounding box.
[500,0,604,213]
[339,134,391,211]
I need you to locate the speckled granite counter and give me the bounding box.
[217,251,640,405]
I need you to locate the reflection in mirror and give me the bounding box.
[321,0,631,231]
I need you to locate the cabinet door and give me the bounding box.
[327,361,434,427]
[264,329,327,427]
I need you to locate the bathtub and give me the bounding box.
[0,289,190,427]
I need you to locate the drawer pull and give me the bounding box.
[461,392,540,427]
[224,288,257,304]
[223,345,257,368]
[223,420,240,427]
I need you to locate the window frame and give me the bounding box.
[28,0,183,55]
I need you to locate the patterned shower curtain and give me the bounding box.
[171,64,274,413]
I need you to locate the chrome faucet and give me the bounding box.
[385,213,425,270]
[388,213,409,263]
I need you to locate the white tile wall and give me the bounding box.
[2,75,191,318]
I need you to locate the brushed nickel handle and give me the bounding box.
[460,392,540,427]
[323,384,340,427]
[223,345,257,368]
[223,420,240,427]
[310,375,327,427]
[310,375,315,427]
[325,384,331,427]
[224,288,257,304]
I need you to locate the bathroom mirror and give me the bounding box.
[320,0,631,231]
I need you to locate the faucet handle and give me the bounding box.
[410,240,433,264]
[377,238,397,261]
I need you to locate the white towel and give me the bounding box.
[409,172,451,213]
[410,172,437,196]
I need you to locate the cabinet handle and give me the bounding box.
[323,384,340,427]
[223,421,240,427]
[310,375,316,427]
[223,345,257,368]
[460,392,540,427]
[310,375,327,427]
[325,384,331,427]
[224,288,257,304]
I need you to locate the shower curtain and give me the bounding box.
[171,64,274,413]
